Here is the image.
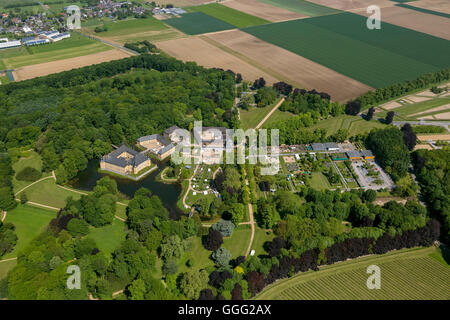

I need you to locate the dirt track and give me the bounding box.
[207,30,372,102]
[13,49,134,81]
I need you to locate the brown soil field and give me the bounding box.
[307,0,393,11]
[407,0,450,15]
[410,104,450,117]
[415,90,439,97]
[414,144,433,151]
[354,5,450,40]
[206,30,372,102]
[13,49,134,81]
[407,95,432,103]
[432,112,450,120]
[222,0,305,22]
[417,134,450,141]
[157,36,278,83]
[381,101,402,110]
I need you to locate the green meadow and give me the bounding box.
[165,12,236,35]
[258,0,340,17]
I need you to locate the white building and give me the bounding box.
[0,38,21,49]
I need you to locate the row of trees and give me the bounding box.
[0,153,17,212]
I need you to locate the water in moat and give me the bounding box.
[69,160,183,219]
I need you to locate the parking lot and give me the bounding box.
[351,161,394,190]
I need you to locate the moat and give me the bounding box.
[69,160,182,219]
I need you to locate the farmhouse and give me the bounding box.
[100,144,151,175]
[138,134,175,160]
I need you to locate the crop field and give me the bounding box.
[82,17,181,44]
[164,12,236,35]
[207,29,372,102]
[306,0,393,11]
[258,0,341,17]
[186,3,270,28]
[157,36,278,84]
[397,3,450,18]
[378,97,450,120]
[0,33,113,69]
[256,247,450,300]
[406,0,450,15]
[2,204,56,260]
[243,12,450,88]
[222,0,305,22]
[353,6,450,40]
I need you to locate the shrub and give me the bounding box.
[67,218,90,237]
[211,247,232,267]
[211,219,235,237]
[16,167,42,182]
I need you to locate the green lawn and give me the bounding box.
[256,247,450,299]
[223,225,252,258]
[164,12,236,35]
[258,0,341,17]
[186,3,270,28]
[309,172,330,190]
[251,227,274,257]
[2,204,56,259]
[88,219,127,257]
[0,259,17,280]
[262,109,295,128]
[20,178,83,209]
[307,115,387,136]
[12,151,50,193]
[86,17,168,37]
[1,33,112,68]
[240,98,282,130]
[243,12,450,88]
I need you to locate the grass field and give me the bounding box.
[309,172,330,190]
[0,259,17,280]
[240,105,275,130]
[243,12,450,88]
[88,219,127,257]
[0,33,112,69]
[251,227,274,257]
[223,225,252,258]
[165,12,236,35]
[258,0,340,17]
[12,151,51,192]
[186,3,270,28]
[2,204,56,260]
[262,109,295,128]
[20,178,83,209]
[256,247,450,300]
[307,115,387,136]
[377,97,450,120]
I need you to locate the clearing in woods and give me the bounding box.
[256,247,450,300]
[242,12,450,88]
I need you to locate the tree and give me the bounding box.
[385,111,395,124]
[145,229,162,252]
[363,189,377,203]
[67,218,89,237]
[229,203,245,225]
[211,247,232,267]
[16,167,42,182]
[253,77,266,89]
[258,203,280,229]
[203,228,223,251]
[401,123,417,151]
[160,235,186,261]
[236,73,242,84]
[179,269,209,299]
[345,101,361,115]
[211,219,235,237]
[273,82,292,96]
[19,192,28,204]
[162,258,178,275]
[366,107,375,121]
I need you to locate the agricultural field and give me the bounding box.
[185,3,270,28]
[396,3,450,18]
[0,33,113,69]
[354,5,450,40]
[306,0,393,11]
[207,30,372,102]
[2,204,56,260]
[307,115,387,136]
[157,36,278,84]
[243,12,450,88]
[406,0,450,15]
[258,0,341,17]
[81,17,181,44]
[12,49,133,81]
[256,247,450,300]
[164,12,236,35]
[222,0,305,22]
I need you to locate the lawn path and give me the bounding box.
[0,257,17,263]
[255,97,285,129]
[1,211,6,222]
[182,164,200,209]
[14,175,54,196]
